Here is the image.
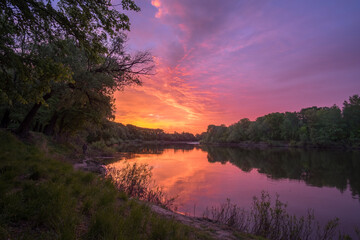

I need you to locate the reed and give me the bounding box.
[203,191,354,240]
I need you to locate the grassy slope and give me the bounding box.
[0,131,215,240]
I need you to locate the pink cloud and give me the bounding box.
[113,0,360,133]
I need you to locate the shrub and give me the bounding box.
[106,162,176,210]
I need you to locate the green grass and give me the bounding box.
[0,130,213,240]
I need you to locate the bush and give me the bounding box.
[106,162,176,210]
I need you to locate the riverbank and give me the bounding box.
[0,130,262,240]
[200,140,360,150]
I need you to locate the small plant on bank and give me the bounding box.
[106,162,176,210]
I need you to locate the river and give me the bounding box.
[107,144,360,236]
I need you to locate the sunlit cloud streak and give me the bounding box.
[114,0,360,133]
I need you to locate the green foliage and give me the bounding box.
[310,106,345,145]
[281,112,300,141]
[201,94,360,148]
[0,130,213,239]
[1,0,154,136]
[227,118,251,142]
[0,0,140,106]
[1,38,153,135]
[261,113,285,140]
[84,120,198,147]
[343,95,360,146]
[202,124,229,143]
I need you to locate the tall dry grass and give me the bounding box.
[106,162,176,210]
[203,191,356,240]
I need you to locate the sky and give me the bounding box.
[113,0,360,134]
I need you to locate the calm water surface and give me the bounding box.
[107,145,360,234]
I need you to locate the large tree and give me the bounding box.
[37,39,152,136]
[0,0,153,135]
[1,0,140,104]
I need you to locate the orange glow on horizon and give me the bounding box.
[113,0,360,134]
[114,117,190,133]
[113,58,225,134]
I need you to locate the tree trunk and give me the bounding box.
[16,92,52,136]
[16,103,43,136]
[0,108,10,128]
[43,112,58,136]
[58,114,66,135]
[33,121,39,132]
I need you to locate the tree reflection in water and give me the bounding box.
[203,146,360,199]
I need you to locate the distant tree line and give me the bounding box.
[85,121,198,146]
[201,94,360,148]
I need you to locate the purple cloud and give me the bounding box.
[113,0,360,133]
